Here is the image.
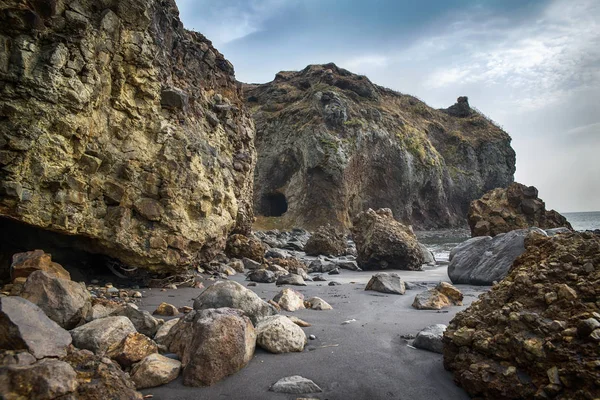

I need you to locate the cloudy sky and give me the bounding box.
[175,0,599,212]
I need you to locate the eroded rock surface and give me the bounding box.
[304,225,346,256]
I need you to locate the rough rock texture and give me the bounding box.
[468,183,572,237]
[131,353,181,389]
[352,208,424,270]
[270,375,323,394]
[247,268,276,283]
[444,232,600,400]
[0,296,72,359]
[193,280,277,325]
[0,0,256,274]
[413,282,463,310]
[21,270,91,329]
[256,315,306,353]
[246,64,515,230]
[305,297,332,310]
[70,316,137,355]
[9,249,70,281]
[166,308,256,387]
[153,302,179,316]
[0,358,78,399]
[448,229,533,285]
[154,317,179,345]
[273,288,305,311]
[413,324,446,354]
[276,273,307,286]
[113,303,161,337]
[107,332,157,368]
[304,225,346,256]
[225,234,265,262]
[365,272,406,295]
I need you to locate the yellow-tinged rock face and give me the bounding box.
[0,0,256,274]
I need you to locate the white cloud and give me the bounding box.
[345,55,390,70]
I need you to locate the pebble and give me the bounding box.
[309,335,316,340]
[341,319,356,325]
[328,281,341,286]
[132,291,142,298]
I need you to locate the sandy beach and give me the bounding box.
[138,267,488,400]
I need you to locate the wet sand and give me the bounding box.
[138,267,488,400]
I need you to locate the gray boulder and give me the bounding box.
[276,273,307,286]
[448,229,532,285]
[20,270,92,329]
[0,296,72,359]
[113,303,162,337]
[334,259,361,271]
[365,272,405,295]
[308,258,336,273]
[418,243,436,266]
[247,269,276,283]
[270,375,322,394]
[193,281,278,325]
[413,324,446,353]
[242,257,262,270]
[70,316,137,355]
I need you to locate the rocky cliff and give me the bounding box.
[245,64,515,230]
[0,0,256,274]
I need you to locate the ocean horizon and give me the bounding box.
[562,211,600,231]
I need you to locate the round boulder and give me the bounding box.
[256,315,307,353]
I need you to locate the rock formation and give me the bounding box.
[444,232,600,399]
[245,64,515,230]
[0,0,256,274]
[468,182,572,237]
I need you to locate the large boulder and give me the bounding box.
[131,353,181,390]
[365,272,406,295]
[0,296,72,359]
[448,228,538,285]
[20,270,92,329]
[468,182,572,237]
[0,0,256,274]
[70,316,137,356]
[0,358,78,399]
[9,250,70,281]
[443,232,600,400]
[193,281,278,325]
[226,234,266,262]
[256,315,307,353]
[351,208,424,270]
[166,308,256,386]
[304,225,346,256]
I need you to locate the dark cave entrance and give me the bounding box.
[262,192,288,217]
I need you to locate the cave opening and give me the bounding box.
[262,192,288,217]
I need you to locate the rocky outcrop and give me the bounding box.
[304,225,346,256]
[0,0,256,274]
[443,232,600,400]
[468,183,572,237]
[352,208,424,270]
[246,64,515,230]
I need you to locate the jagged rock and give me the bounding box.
[448,229,535,285]
[166,308,256,386]
[0,0,256,274]
[267,257,308,275]
[308,258,336,273]
[229,259,245,273]
[248,64,515,231]
[412,282,463,310]
[131,353,181,389]
[444,232,600,400]
[352,208,424,270]
[0,359,78,399]
[256,315,307,353]
[270,375,323,394]
[153,302,179,316]
[468,182,572,237]
[89,299,123,322]
[0,296,72,359]
[273,288,305,311]
[247,269,277,283]
[20,270,91,329]
[413,324,446,354]
[304,225,346,256]
[334,259,361,271]
[9,250,70,281]
[193,281,277,325]
[443,96,474,118]
[418,243,436,266]
[70,316,137,356]
[276,273,307,286]
[107,332,158,368]
[113,303,162,337]
[305,297,333,310]
[365,272,406,295]
[226,234,266,262]
[242,257,262,270]
[154,318,180,345]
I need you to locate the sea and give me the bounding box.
[417,211,600,264]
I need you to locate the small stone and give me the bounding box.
[309,335,316,340]
[305,297,332,310]
[577,318,600,337]
[328,281,341,286]
[557,284,577,300]
[270,376,322,394]
[341,319,356,325]
[132,291,142,298]
[413,324,446,353]
[153,302,180,316]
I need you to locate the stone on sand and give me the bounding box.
[153,302,179,316]
[131,353,181,389]
[413,324,446,354]
[305,297,333,310]
[365,272,406,295]
[247,269,277,283]
[273,288,305,311]
[276,273,307,286]
[412,283,463,310]
[270,375,322,394]
[256,315,307,353]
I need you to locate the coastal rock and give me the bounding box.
[365,272,406,295]
[305,297,333,310]
[20,270,91,329]
[270,376,323,394]
[167,308,256,386]
[247,269,277,283]
[243,257,263,270]
[153,302,179,317]
[308,258,336,273]
[443,232,600,400]
[0,296,72,359]
[70,316,136,355]
[468,182,572,237]
[273,288,305,311]
[114,303,162,337]
[267,257,308,275]
[0,359,78,399]
[193,281,278,325]
[412,283,463,310]
[419,243,436,266]
[304,225,346,256]
[248,64,515,231]
[9,250,70,281]
[276,273,307,286]
[107,332,158,368]
[288,316,312,327]
[0,0,256,274]
[131,353,181,389]
[154,318,180,345]
[256,315,307,353]
[334,259,361,271]
[352,208,424,270]
[413,324,446,354]
[448,229,532,285]
[226,234,266,262]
